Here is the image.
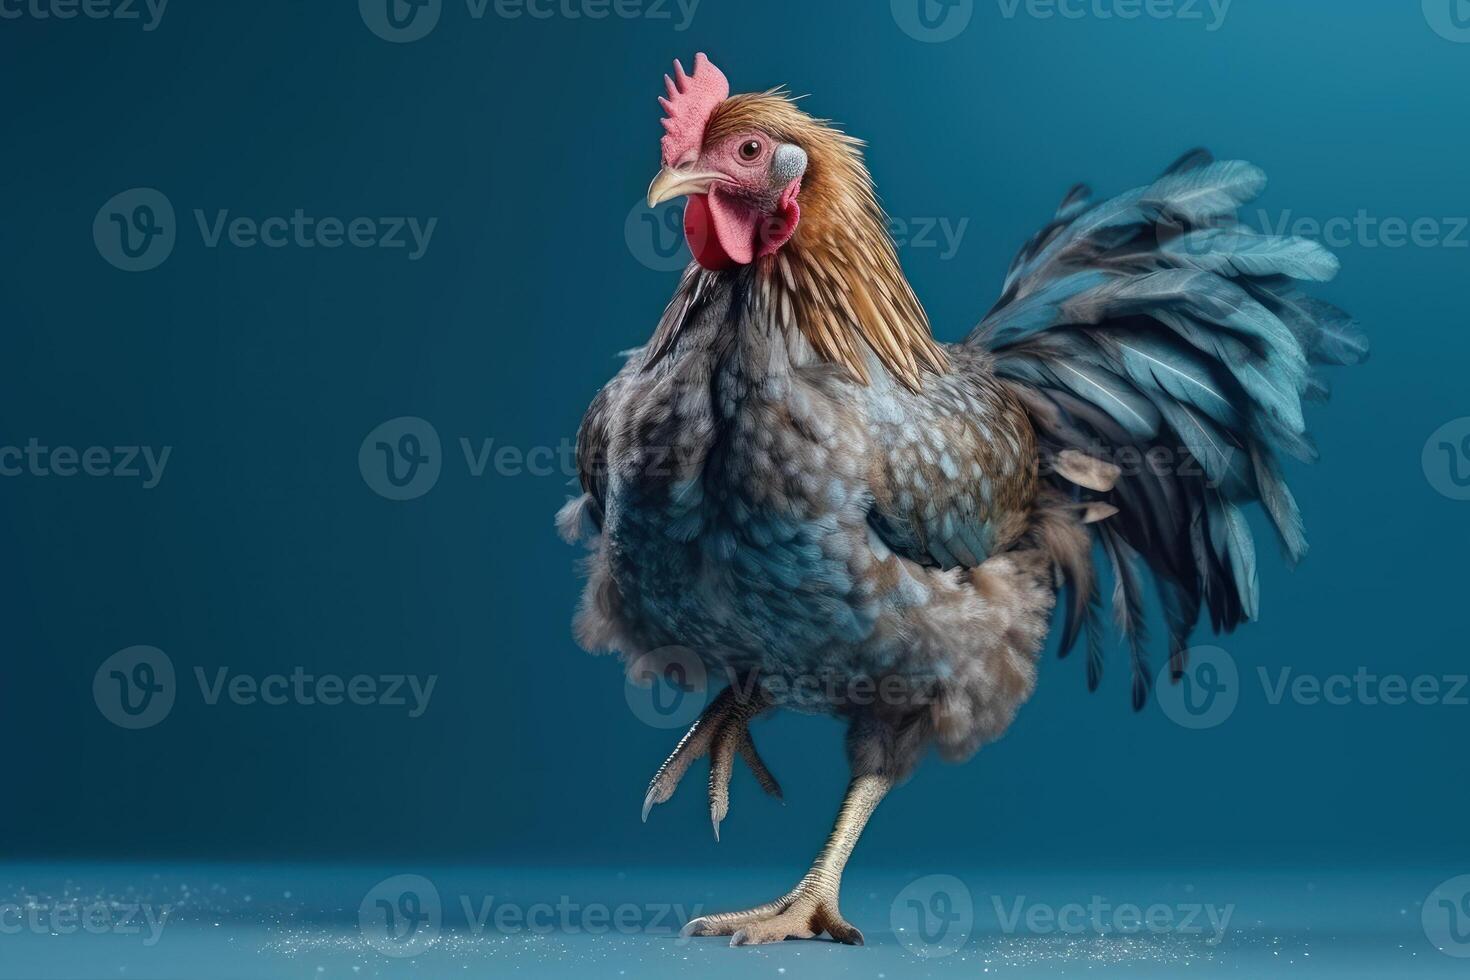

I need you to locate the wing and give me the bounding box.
[556,355,637,545]
[864,352,1037,569]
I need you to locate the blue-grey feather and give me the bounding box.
[977,151,1362,700]
[1163,229,1339,282]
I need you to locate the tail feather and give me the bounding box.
[1162,229,1339,282]
[998,158,1269,302]
[1099,526,1151,709]
[978,151,1365,708]
[1162,147,1216,175]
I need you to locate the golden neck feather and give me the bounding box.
[710,92,949,392]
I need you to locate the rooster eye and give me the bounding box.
[738,140,763,161]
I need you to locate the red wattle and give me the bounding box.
[683,194,737,270]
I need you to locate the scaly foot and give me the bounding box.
[681,877,863,946]
[641,684,781,839]
[679,773,892,947]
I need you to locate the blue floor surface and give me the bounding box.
[0,864,1462,978]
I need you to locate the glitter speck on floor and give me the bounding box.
[0,864,1460,979]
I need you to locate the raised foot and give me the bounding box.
[641,685,781,840]
[682,885,863,946]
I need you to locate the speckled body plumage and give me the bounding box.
[562,264,1063,763]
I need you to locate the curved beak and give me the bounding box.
[647,166,726,208]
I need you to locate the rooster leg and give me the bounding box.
[641,683,781,836]
[681,770,892,946]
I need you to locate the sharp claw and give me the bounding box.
[641,785,657,822]
[729,929,750,946]
[711,806,722,842]
[680,917,708,938]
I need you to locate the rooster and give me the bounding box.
[558,54,1366,946]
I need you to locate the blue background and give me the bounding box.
[2,0,1466,898]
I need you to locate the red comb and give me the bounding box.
[659,53,729,168]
